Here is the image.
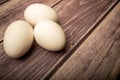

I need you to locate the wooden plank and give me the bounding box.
[0,0,61,16]
[43,0,119,79]
[50,2,120,80]
[0,0,118,80]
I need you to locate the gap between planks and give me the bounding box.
[50,1,120,80]
[0,0,9,5]
[0,0,119,79]
[42,0,120,80]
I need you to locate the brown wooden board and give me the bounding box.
[50,2,120,80]
[0,0,119,79]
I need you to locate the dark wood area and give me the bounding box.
[0,0,120,80]
[0,0,9,5]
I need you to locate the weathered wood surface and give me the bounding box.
[0,0,119,80]
[50,2,120,80]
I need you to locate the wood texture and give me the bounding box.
[43,0,119,79]
[50,2,120,80]
[0,0,119,80]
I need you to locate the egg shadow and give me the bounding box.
[18,39,37,60]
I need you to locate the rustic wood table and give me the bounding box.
[0,0,120,80]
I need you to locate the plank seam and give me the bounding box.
[51,0,63,7]
[0,0,9,5]
[42,0,120,80]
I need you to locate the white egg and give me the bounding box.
[34,20,66,51]
[24,3,57,25]
[3,20,34,58]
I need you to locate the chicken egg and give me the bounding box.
[24,3,57,25]
[3,20,34,58]
[34,20,66,51]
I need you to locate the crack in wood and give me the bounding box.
[0,0,119,79]
[49,1,120,80]
[51,0,63,7]
[0,0,9,5]
[42,0,120,80]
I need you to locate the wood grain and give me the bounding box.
[0,0,118,80]
[50,2,120,80]
[0,0,61,16]
[43,0,119,79]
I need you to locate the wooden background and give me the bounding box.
[0,0,120,80]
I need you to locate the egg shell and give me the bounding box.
[34,20,66,51]
[24,3,57,25]
[3,20,34,58]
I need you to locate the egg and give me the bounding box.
[3,20,34,58]
[34,20,66,51]
[24,3,57,25]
